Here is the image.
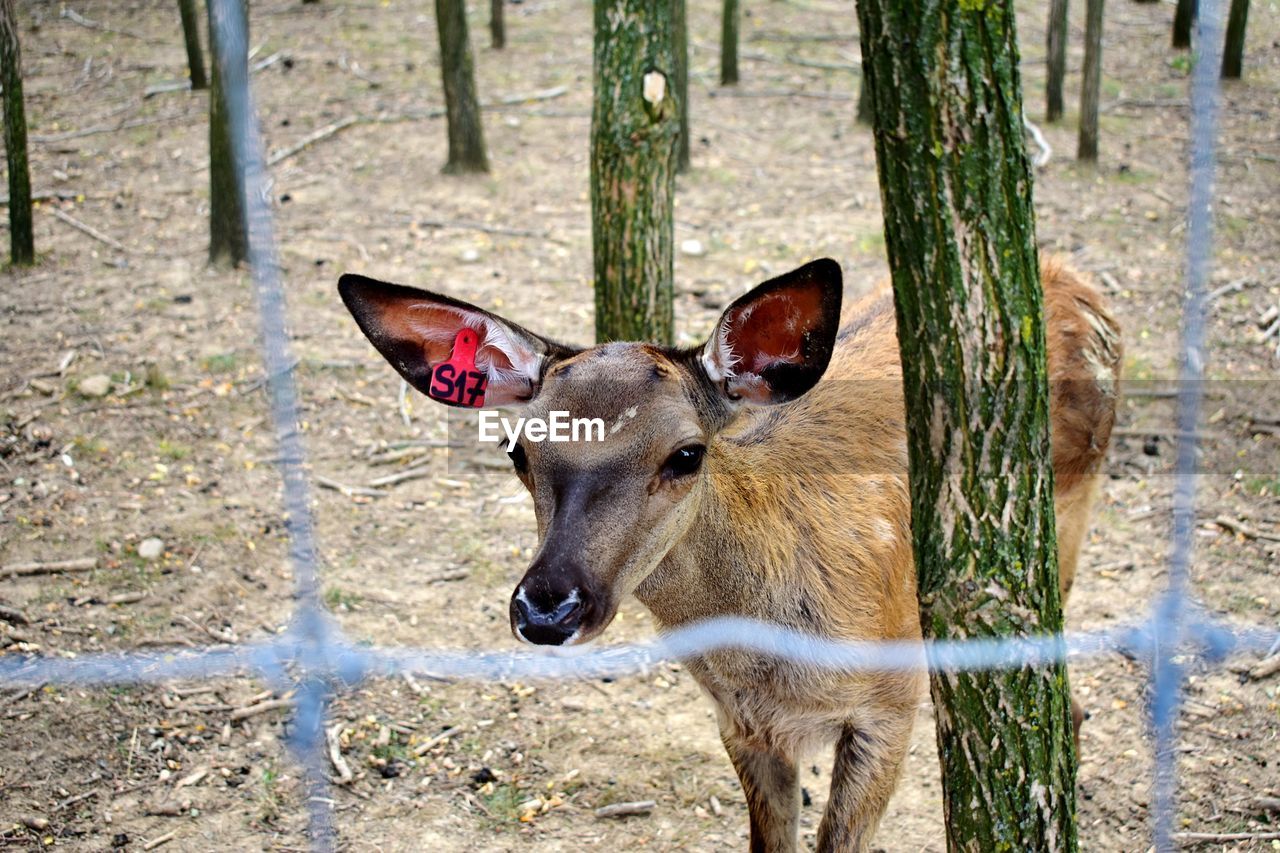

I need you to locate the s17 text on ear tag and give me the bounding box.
[429,329,488,407]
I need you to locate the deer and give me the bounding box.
[338,255,1121,852]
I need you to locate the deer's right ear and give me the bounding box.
[338,274,573,407]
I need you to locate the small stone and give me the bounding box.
[680,238,705,257]
[459,248,481,264]
[78,374,112,398]
[138,538,164,561]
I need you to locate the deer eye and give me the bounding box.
[507,441,528,474]
[661,445,705,479]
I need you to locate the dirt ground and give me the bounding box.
[1,0,1278,850]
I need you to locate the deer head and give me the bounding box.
[339,259,842,646]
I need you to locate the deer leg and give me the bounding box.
[720,729,799,853]
[816,716,913,853]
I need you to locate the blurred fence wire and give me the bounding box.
[1,0,1272,850]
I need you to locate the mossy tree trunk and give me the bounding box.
[436,0,489,174]
[1221,0,1248,78]
[178,0,208,90]
[720,0,739,86]
[855,0,1080,848]
[0,0,33,265]
[591,0,678,345]
[490,0,504,50]
[1077,0,1104,161]
[207,0,248,267]
[674,0,691,172]
[1046,0,1068,121]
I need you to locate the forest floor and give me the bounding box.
[2,0,1278,850]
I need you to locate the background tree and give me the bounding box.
[1221,0,1248,78]
[855,0,1079,848]
[207,0,248,266]
[0,0,33,265]
[591,0,679,344]
[720,0,739,86]
[1046,0,1068,121]
[674,0,690,172]
[490,0,504,50]
[178,0,208,90]
[1173,0,1196,48]
[436,0,489,174]
[1078,0,1104,160]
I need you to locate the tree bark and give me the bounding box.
[178,0,208,90]
[490,0,504,50]
[1220,0,1248,78]
[720,0,739,86]
[1173,0,1196,48]
[207,0,248,267]
[0,0,33,265]
[591,0,678,345]
[856,70,872,125]
[674,0,691,172]
[1077,0,1104,161]
[1046,0,1068,122]
[436,0,489,174]
[855,0,1080,848]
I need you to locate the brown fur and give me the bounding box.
[340,258,1122,852]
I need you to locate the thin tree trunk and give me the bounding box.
[1221,0,1248,78]
[1173,0,1196,48]
[1046,0,1068,121]
[855,0,1079,847]
[0,0,33,265]
[436,0,489,174]
[490,0,504,50]
[720,0,739,86]
[1077,0,1104,161]
[674,0,691,172]
[856,71,872,124]
[207,0,248,267]
[591,0,678,345]
[178,0,208,90]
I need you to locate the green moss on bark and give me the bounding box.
[590,0,679,345]
[436,0,489,174]
[1,0,33,266]
[207,0,248,267]
[856,0,1079,848]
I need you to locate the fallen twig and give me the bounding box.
[1249,654,1280,681]
[1214,516,1280,543]
[413,725,461,756]
[368,464,433,488]
[173,766,208,790]
[142,831,176,851]
[0,189,83,205]
[54,788,99,812]
[327,724,354,784]
[423,569,470,584]
[267,115,361,166]
[229,696,293,720]
[412,217,550,239]
[31,112,198,144]
[1174,830,1280,844]
[50,208,127,252]
[2,557,97,578]
[0,604,30,625]
[144,81,191,98]
[595,800,656,819]
[316,475,386,499]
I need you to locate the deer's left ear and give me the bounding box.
[700,258,843,405]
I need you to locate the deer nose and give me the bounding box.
[511,585,584,646]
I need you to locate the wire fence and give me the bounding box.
[3,0,1274,850]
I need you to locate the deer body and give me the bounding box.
[340,257,1121,852]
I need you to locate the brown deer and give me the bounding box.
[339,256,1121,852]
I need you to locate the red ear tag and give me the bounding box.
[428,329,488,407]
